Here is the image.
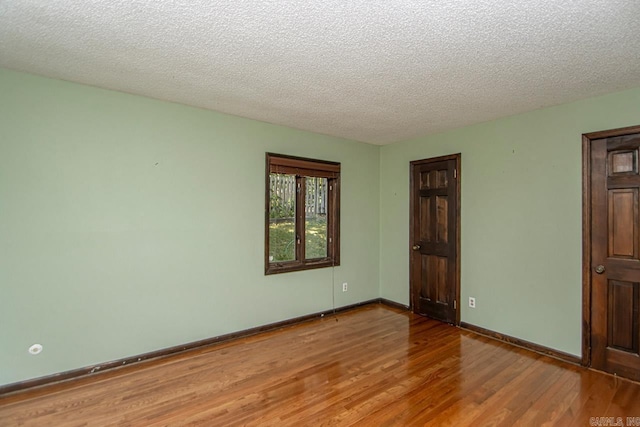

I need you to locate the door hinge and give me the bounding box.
[453,300,457,310]
[453,169,457,179]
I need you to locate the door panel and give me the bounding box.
[607,280,638,352]
[611,150,637,174]
[588,128,640,381]
[436,196,448,243]
[609,189,639,260]
[410,155,460,324]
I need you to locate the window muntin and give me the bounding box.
[265,153,340,274]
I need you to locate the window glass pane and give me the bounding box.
[269,173,296,262]
[305,177,328,259]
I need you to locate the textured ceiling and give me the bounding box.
[1,1,639,145]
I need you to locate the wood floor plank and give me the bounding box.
[1,304,640,426]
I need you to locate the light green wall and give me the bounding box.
[0,68,380,386]
[2,66,639,387]
[380,86,640,356]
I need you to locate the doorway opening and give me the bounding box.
[409,154,461,325]
[582,125,640,381]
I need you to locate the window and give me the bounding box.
[265,153,340,274]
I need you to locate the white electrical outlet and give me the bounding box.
[469,297,476,308]
[342,282,348,292]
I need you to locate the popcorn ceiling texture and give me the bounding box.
[1,0,639,144]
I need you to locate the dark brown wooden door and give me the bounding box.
[589,129,640,381]
[410,155,460,324]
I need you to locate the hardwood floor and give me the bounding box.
[1,304,639,426]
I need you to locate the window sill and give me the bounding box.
[265,258,340,275]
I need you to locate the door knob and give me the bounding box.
[595,265,606,274]
[412,245,421,250]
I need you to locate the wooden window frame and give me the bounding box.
[265,153,340,275]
